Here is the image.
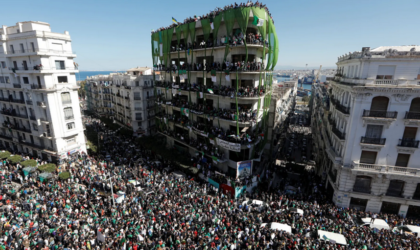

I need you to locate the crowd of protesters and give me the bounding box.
[0,117,419,249]
[152,1,274,34]
[154,60,265,73]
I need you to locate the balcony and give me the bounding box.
[0,111,28,119]
[363,110,398,118]
[134,107,142,111]
[37,101,46,108]
[29,115,36,121]
[334,103,350,114]
[26,100,33,105]
[405,112,420,120]
[64,115,74,120]
[398,138,419,148]
[62,101,72,105]
[351,161,420,177]
[335,77,420,86]
[332,126,345,140]
[124,96,129,100]
[13,83,21,88]
[30,84,44,90]
[360,137,386,145]
[134,97,141,100]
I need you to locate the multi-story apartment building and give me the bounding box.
[311,46,420,217]
[151,6,281,176]
[85,67,161,136]
[0,21,86,162]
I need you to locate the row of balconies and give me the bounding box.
[0,48,75,56]
[360,136,419,148]
[351,161,420,178]
[335,77,420,87]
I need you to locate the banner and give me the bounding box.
[192,127,208,137]
[216,138,241,152]
[237,160,252,179]
[208,178,219,189]
[221,184,235,197]
[190,110,204,115]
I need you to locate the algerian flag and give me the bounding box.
[159,44,163,57]
[208,89,214,94]
[252,16,264,27]
[225,74,230,81]
[199,92,203,98]
[211,23,214,30]
[211,76,216,82]
[181,108,189,117]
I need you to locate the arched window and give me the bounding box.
[386,180,405,197]
[407,98,420,119]
[370,96,389,111]
[61,92,71,105]
[353,176,372,194]
[64,107,74,120]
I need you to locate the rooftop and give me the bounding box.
[337,46,420,62]
[371,45,420,52]
[126,67,151,72]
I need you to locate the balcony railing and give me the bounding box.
[335,77,420,86]
[13,83,21,88]
[332,126,345,140]
[1,48,75,55]
[335,103,350,114]
[65,115,74,120]
[29,115,36,121]
[134,97,141,100]
[0,111,28,119]
[62,101,72,105]
[26,100,33,105]
[398,138,420,148]
[31,84,44,89]
[360,136,386,145]
[134,107,142,111]
[351,161,420,177]
[363,110,398,118]
[405,111,420,120]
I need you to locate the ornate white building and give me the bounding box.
[0,21,86,162]
[312,46,420,217]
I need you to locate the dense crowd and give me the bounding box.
[0,118,419,249]
[152,1,274,34]
[154,60,265,73]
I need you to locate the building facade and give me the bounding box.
[0,21,86,162]
[85,67,161,136]
[151,6,281,176]
[311,46,420,217]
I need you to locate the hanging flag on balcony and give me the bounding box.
[172,17,179,25]
[225,70,230,81]
[159,31,163,57]
[207,89,214,94]
[210,17,214,30]
[199,92,203,98]
[252,16,264,26]
[211,76,216,82]
[180,108,189,117]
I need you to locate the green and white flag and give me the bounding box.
[181,108,189,117]
[252,16,264,27]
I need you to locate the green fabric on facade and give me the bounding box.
[188,22,196,45]
[212,14,223,44]
[176,25,182,46]
[162,30,168,67]
[234,7,251,34]
[201,19,212,43]
[250,7,267,39]
[223,9,236,37]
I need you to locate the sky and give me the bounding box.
[2,0,419,71]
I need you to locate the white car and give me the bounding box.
[242,200,269,212]
[393,225,420,237]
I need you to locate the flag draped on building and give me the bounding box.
[211,70,217,82]
[180,108,189,117]
[252,16,264,26]
[225,70,230,81]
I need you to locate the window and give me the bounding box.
[386,180,405,197]
[135,81,139,87]
[55,60,65,70]
[376,65,396,79]
[9,45,14,54]
[32,123,38,131]
[353,176,372,193]
[66,122,75,130]
[20,44,25,53]
[135,113,142,120]
[66,137,76,145]
[63,107,74,120]
[380,201,400,214]
[4,77,9,83]
[134,92,141,100]
[1,62,6,68]
[413,184,420,200]
[30,42,35,52]
[22,77,29,84]
[370,96,389,111]
[57,76,68,83]
[61,92,71,104]
[365,125,383,138]
[0,77,4,84]
[395,153,410,167]
[360,151,377,164]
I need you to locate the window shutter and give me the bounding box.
[360,151,377,164]
[370,97,389,111]
[395,154,410,167]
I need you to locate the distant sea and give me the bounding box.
[76,71,124,82]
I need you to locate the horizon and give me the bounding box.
[1,0,419,70]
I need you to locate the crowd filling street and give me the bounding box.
[0,116,419,250]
